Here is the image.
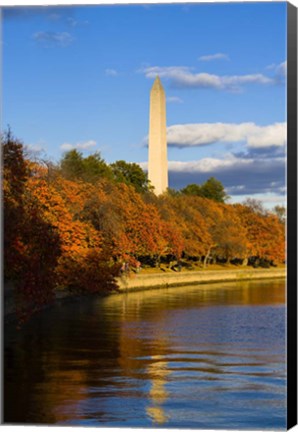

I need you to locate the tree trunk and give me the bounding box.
[204,247,212,268]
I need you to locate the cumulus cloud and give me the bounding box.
[105,68,118,77]
[60,140,97,151]
[199,53,230,61]
[139,151,285,199]
[167,96,183,104]
[33,31,74,47]
[140,65,275,91]
[246,123,286,148]
[166,122,286,148]
[140,154,256,173]
[166,155,253,174]
[170,155,285,196]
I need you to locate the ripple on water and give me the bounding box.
[4,279,286,429]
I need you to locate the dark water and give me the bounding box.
[4,279,286,429]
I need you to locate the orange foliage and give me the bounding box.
[234,204,285,263]
[4,134,286,324]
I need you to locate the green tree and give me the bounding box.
[200,177,229,203]
[60,149,112,183]
[111,160,151,193]
[181,178,228,203]
[166,187,181,197]
[181,183,202,196]
[82,152,113,182]
[60,149,84,180]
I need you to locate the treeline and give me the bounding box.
[3,132,285,320]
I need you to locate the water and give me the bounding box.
[4,278,286,429]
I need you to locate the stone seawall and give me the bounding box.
[117,268,286,292]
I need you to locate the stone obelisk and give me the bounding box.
[148,76,168,195]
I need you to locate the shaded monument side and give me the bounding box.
[148,76,168,195]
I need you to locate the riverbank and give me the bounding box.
[4,267,286,322]
[117,267,286,292]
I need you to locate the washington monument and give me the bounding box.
[148,76,168,195]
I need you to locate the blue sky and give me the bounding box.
[3,2,287,207]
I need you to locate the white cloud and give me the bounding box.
[266,60,287,77]
[105,68,118,76]
[246,123,286,148]
[60,140,97,151]
[167,96,183,104]
[230,193,286,209]
[226,185,246,192]
[33,31,74,47]
[140,65,275,91]
[77,140,97,149]
[140,154,250,173]
[140,153,285,175]
[167,154,253,173]
[275,61,287,78]
[25,143,46,154]
[60,143,74,151]
[199,53,229,61]
[139,152,285,203]
[166,122,286,148]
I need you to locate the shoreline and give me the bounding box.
[117,267,286,292]
[4,268,286,323]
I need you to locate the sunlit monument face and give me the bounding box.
[148,76,168,195]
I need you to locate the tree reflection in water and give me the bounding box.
[4,279,285,428]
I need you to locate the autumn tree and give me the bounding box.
[3,131,62,319]
[234,203,285,265]
[3,130,286,323]
[273,205,286,224]
[211,206,248,264]
[171,195,213,260]
[27,175,121,294]
[3,129,29,279]
[242,198,267,215]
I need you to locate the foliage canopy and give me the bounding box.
[3,133,285,322]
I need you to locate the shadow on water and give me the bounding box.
[4,278,286,428]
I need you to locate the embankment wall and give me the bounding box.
[4,268,286,321]
[117,268,286,292]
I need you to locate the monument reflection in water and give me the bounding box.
[4,279,285,429]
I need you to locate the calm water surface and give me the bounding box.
[4,278,286,429]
